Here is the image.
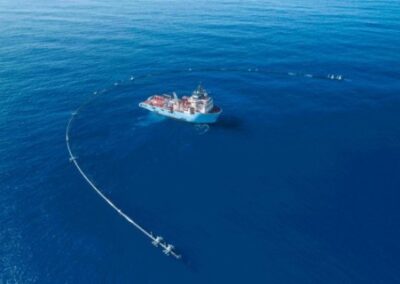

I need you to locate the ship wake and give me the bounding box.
[135,113,166,128]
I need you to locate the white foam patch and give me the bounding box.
[195,124,210,135]
[135,113,166,127]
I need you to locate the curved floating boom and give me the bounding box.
[64,67,347,262]
[65,111,181,260]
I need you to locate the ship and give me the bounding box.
[139,85,222,123]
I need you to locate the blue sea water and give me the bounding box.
[1,0,400,282]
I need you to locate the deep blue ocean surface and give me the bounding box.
[1,0,400,282]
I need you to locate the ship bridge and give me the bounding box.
[190,85,214,113]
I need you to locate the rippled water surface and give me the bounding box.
[1,0,400,282]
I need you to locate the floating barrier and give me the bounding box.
[65,67,347,261]
[66,108,182,259]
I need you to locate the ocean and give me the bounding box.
[1,0,400,282]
